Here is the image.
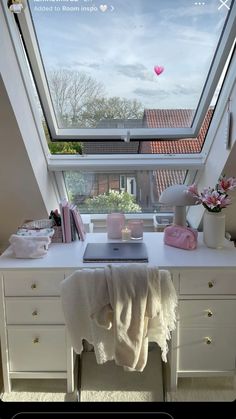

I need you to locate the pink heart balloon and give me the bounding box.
[154,65,164,76]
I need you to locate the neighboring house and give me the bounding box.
[80,119,142,208]
[78,109,213,212]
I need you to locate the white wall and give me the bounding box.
[0,78,57,250]
[0,5,59,250]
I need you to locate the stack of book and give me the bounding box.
[59,199,86,243]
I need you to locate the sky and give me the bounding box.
[29,0,231,116]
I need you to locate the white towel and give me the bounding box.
[61,265,177,371]
[104,264,150,371]
[93,264,177,370]
[60,268,114,364]
[9,235,51,258]
[147,268,178,363]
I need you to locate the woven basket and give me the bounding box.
[51,226,63,243]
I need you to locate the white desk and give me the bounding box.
[0,233,236,393]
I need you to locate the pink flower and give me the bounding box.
[187,177,235,212]
[201,189,222,210]
[218,195,232,208]
[187,184,199,196]
[186,184,202,204]
[218,176,236,193]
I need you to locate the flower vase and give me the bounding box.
[203,211,225,249]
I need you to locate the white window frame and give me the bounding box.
[16,0,236,141]
[2,0,236,215]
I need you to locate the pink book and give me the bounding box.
[70,205,86,241]
[63,201,72,243]
[59,198,67,243]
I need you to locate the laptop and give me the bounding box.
[83,242,148,263]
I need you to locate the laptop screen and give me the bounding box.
[83,242,148,263]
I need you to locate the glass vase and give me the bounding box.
[203,211,225,249]
[106,213,125,239]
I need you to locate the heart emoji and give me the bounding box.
[154,65,164,76]
[99,4,108,12]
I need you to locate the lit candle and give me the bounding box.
[121,227,131,241]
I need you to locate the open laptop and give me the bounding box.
[83,242,148,263]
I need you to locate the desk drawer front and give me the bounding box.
[178,300,236,326]
[4,271,64,296]
[179,270,236,295]
[5,298,65,325]
[178,326,236,372]
[8,326,67,372]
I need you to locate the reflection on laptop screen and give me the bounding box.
[83,242,148,263]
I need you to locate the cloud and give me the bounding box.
[31,0,229,110]
[172,84,198,96]
[116,64,155,81]
[71,60,100,69]
[134,88,168,99]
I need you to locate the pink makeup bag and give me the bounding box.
[164,225,198,250]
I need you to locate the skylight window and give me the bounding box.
[17,0,235,140]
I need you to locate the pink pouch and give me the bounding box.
[164,225,198,250]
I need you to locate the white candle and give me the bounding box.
[121,227,131,241]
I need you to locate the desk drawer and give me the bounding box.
[178,326,236,372]
[8,326,67,372]
[4,270,64,296]
[5,298,65,325]
[179,270,236,295]
[178,300,236,326]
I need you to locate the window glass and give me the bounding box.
[80,106,214,154]
[28,0,232,131]
[63,169,188,213]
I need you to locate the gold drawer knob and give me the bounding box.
[205,337,212,345]
[31,283,37,290]
[208,281,214,288]
[32,310,38,317]
[33,337,39,344]
[207,310,213,317]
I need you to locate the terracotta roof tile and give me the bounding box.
[142,108,214,154]
[144,109,195,128]
[156,169,187,200]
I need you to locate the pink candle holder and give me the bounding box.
[128,219,144,240]
[107,213,125,239]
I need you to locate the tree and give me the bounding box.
[48,69,144,128]
[48,69,104,128]
[48,69,71,126]
[46,69,145,154]
[48,142,83,155]
[42,120,83,154]
[64,171,94,203]
[82,96,144,127]
[84,190,142,213]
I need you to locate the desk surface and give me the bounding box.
[0,233,235,270]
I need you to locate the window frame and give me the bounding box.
[17,0,236,141]
[4,0,236,215]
